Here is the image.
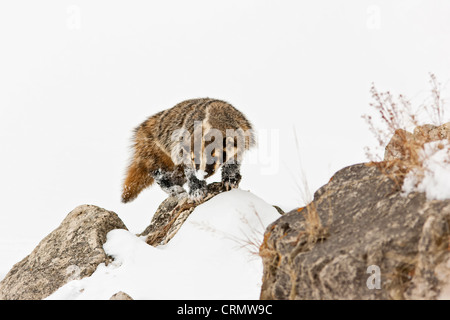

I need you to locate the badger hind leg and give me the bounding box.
[221,162,242,191]
[152,166,187,197]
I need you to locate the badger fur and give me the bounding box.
[122,98,255,203]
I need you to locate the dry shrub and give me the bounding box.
[362,73,448,187]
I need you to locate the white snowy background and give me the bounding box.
[1,0,450,295]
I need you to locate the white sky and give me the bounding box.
[1,0,450,273]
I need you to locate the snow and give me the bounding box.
[46,189,280,300]
[402,140,450,201]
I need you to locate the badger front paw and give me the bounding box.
[222,173,242,191]
[188,179,207,203]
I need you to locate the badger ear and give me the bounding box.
[122,161,154,203]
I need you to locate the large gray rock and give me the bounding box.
[0,205,127,300]
[260,163,450,300]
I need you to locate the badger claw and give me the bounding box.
[188,180,207,203]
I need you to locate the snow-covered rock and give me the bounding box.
[45,189,279,300]
[261,122,450,300]
[260,162,450,300]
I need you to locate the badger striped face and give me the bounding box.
[170,121,252,175]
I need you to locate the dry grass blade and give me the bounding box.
[292,127,328,244]
[191,206,268,259]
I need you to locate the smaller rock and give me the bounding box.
[0,205,127,300]
[109,291,133,300]
[384,122,450,162]
[384,128,415,161]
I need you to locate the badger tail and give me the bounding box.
[121,161,154,203]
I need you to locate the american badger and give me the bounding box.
[122,98,255,203]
